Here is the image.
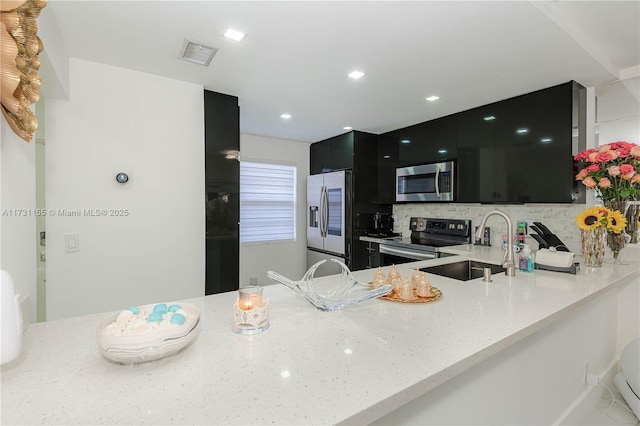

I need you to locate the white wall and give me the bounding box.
[45,58,205,320]
[596,77,639,145]
[1,115,37,324]
[38,6,70,100]
[239,133,310,286]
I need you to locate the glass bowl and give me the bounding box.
[96,302,200,364]
[267,259,392,311]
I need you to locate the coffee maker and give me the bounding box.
[367,212,398,238]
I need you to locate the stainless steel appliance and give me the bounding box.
[307,170,352,276]
[379,217,471,265]
[396,161,455,202]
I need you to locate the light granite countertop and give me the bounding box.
[1,246,638,425]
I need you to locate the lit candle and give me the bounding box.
[238,286,263,310]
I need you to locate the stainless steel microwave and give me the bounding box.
[396,161,455,202]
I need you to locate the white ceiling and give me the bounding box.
[42,1,640,143]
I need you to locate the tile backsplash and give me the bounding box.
[392,203,585,254]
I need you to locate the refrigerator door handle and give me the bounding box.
[320,185,329,237]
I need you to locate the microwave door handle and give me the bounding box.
[435,167,441,197]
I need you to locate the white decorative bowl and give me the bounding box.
[96,302,200,364]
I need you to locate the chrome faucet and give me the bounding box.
[475,210,517,277]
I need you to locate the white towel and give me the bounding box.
[535,248,575,268]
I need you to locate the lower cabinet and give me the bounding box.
[367,241,381,268]
[354,240,381,270]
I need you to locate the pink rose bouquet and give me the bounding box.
[574,141,640,202]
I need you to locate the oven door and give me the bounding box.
[396,162,454,202]
[379,243,438,266]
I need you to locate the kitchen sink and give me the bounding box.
[420,260,504,281]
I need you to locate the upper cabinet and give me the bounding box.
[457,81,585,203]
[316,81,585,205]
[384,115,458,167]
[309,131,381,206]
[310,132,354,174]
[375,114,458,204]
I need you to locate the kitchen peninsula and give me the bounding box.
[2,246,638,425]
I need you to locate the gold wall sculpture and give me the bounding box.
[1,0,47,143]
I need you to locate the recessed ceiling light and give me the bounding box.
[540,137,552,143]
[400,139,411,144]
[383,155,390,159]
[438,149,447,154]
[280,370,291,379]
[425,95,440,102]
[280,113,292,119]
[225,150,240,160]
[516,128,529,134]
[483,115,496,121]
[180,39,218,66]
[343,126,353,130]
[348,70,365,79]
[224,28,246,42]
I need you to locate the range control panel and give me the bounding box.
[409,217,471,237]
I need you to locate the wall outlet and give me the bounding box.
[249,277,258,285]
[582,362,599,386]
[583,362,589,385]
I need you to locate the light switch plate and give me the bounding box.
[64,234,80,253]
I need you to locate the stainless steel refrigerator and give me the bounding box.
[307,170,352,277]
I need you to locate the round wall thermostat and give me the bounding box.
[115,172,129,184]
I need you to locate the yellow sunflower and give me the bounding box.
[606,209,627,233]
[576,207,605,231]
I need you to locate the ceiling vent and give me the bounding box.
[180,39,218,66]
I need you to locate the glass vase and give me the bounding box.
[580,228,606,267]
[604,199,627,262]
[625,201,640,244]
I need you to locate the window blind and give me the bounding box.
[240,161,296,243]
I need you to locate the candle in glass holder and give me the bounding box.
[398,276,414,300]
[233,286,269,334]
[416,274,432,298]
[238,286,263,310]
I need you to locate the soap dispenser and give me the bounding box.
[519,244,534,272]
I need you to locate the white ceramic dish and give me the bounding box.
[96,302,200,364]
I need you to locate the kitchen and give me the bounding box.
[1,1,639,425]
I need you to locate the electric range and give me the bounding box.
[378,217,472,264]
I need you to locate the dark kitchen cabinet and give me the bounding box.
[457,104,498,202]
[309,132,354,174]
[390,115,458,167]
[352,239,382,270]
[204,90,240,295]
[375,115,457,204]
[376,133,399,204]
[309,131,391,270]
[310,131,379,206]
[456,81,585,203]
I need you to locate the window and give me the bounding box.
[240,161,296,243]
